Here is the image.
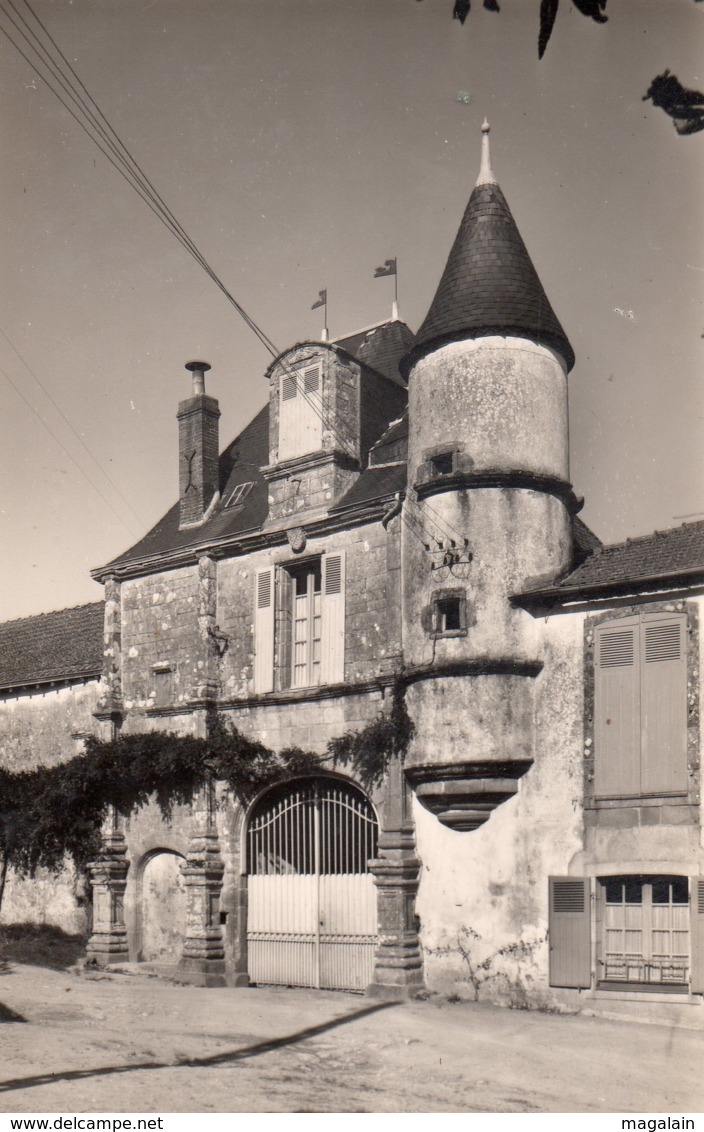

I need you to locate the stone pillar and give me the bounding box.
[174,779,226,987]
[86,810,129,965]
[193,553,220,705]
[96,575,123,720]
[368,755,425,998]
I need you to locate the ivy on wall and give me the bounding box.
[0,690,414,903]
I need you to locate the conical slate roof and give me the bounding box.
[403,135,574,374]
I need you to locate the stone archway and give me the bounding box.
[138,849,187,964]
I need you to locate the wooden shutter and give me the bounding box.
[279,364,322,461]
[320,551,346,685]
[640,614,687,795]
[690,878,704,994]
[594,618,640,796]
[548,877,591,988]
[275,568,294,691]
[299,363,322,454]
[253,566,275,693]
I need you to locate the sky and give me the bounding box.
[0,0,702,622]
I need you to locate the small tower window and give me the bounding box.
[431,592,467,637]
[430,451,455,477]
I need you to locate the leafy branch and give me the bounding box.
[0,687,414,907]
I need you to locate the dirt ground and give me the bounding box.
[0,962,702,1114]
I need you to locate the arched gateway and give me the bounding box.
[245,777,379,991]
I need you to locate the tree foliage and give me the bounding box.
[0,693,414,894]
[448,0,704,132]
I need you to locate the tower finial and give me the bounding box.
[476,118,496,186]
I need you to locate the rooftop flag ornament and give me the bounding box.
[374,258,398,320]
[311,289,328,341]
[373,258,396,279]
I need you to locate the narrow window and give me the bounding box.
[432,593,466,636]
[290,561,322,688]
[430,451,454,477]
[151,665,173,708]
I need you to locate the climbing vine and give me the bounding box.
[0,687,414,904]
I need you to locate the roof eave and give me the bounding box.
[513,565,704,612]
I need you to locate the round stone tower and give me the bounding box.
[400,123,578,831]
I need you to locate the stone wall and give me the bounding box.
[414,611,585,1008]
[121,566,201,712]
[0,678,101,933]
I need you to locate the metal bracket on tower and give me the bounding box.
[428,539,472,579]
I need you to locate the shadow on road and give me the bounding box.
[0,999,399,1094]
[0,924,86,971]
[0,1002,26,1023]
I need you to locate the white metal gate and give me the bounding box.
[246,778,379,991]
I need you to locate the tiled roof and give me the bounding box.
[572,515,603,563]
[331,462,407,512]
[402,181,574,375]
[523,519,704,603]
[0,602,104,691]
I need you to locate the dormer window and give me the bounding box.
[278,360,323,461]
[225,481,254,509]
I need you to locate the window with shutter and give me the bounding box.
[595,617,640,797]
[594,612,687,798]
[278,362,323,461]
[253,567,275,693]
[690,878,704,994]
[255,552,346,692]
[320,551,346,685]
[640,615,687,795]
[548,876,592,988]
[599,875,689,988]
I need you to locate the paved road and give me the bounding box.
[0,964,701,1113]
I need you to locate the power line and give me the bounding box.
[0,364,142,537]
[0,324,147,529]
[0,0,468,554]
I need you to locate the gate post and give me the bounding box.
[86,810,130,965]
[175,779,226,987]
[368,756,425,998]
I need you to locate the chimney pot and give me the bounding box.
[185,359,211,396]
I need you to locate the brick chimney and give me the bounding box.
[177,361,221,528]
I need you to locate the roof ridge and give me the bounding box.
[603,518,704,552]
[333,318,412,344]
[0,599,103,630]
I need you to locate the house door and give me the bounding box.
[246,778,379,991]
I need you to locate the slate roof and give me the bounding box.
[368,412,408,467]
[96,324,412,576]
[100,405,271,571]
[522,519,704,604]
[335,320,413,387]
[402,181,574,375]
[0,602,104,692]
